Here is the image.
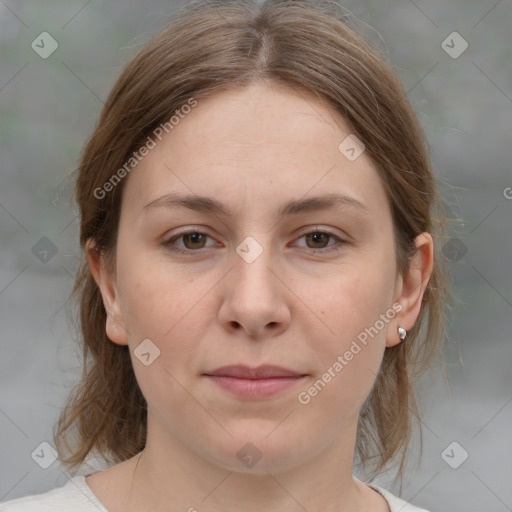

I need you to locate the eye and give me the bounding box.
[163,230,217,254]
[293,229,346,253]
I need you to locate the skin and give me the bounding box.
[86,82,433,512]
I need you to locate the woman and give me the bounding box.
[1,0,449,510]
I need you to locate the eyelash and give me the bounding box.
[162,228,348,255]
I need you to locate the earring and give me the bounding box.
[398,327,407,341]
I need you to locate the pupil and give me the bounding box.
[308,233,327,248]
[186,233,204,248]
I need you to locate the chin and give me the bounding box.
[198,428,311,475]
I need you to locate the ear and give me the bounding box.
[85,238,128,346]
[387,232,434,348]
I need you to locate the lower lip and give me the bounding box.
[205,375,305,399]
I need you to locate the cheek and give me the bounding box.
[296,302,389,425]
[301,249,396,406]
[116,264,210,415]
[115,243,202,339]
[115,246,221,389]
[312,252,395,342]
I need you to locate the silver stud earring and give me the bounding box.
[398,327,407,341]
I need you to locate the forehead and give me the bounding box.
[120,82,390,222]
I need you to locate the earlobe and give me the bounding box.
[386,232,434,348]
[85,239,129,346]
[105,313,128,346]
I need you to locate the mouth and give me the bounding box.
[203,365,308,399]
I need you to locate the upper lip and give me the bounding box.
[205,365,306,379]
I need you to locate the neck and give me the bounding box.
[119,414,380,512]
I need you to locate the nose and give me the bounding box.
[217,245,292,339]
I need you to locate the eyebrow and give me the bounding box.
[142,192,371,219]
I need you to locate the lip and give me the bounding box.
[204,365,307,399]
[206,365,304,379]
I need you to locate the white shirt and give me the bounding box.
[0,475,430,511]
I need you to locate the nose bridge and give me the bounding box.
[232,234,279,303]
[218,234,291,337]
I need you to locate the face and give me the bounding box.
[90,82,427,475]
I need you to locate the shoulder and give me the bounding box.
[368,483,431,512]
[0,476,108,512]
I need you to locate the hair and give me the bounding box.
[55,0,451,483]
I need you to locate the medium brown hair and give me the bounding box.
[55,0,451,482]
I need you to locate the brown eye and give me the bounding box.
[293,229,347,254]
[163,230,216,254]
[305,232,331,249]
[182,232,207,249]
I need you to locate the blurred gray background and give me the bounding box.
[1,1,511,511]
